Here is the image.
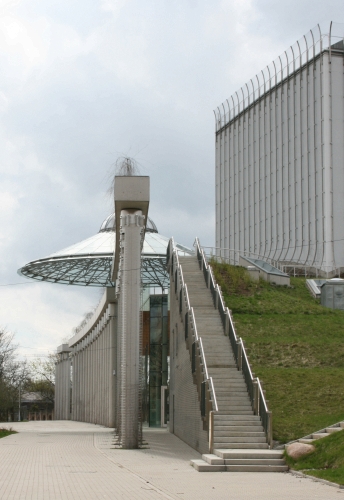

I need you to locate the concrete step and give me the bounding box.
[202,454,225,465]
[190,459,287,472]
[213,442,269,449]
[213,436,267,443]
[214,431,266,438]
[215,391,249,397]
[215,424,264,430]
[212,386,248,391]
[214,424,264,430]
[217,405,253,411]
[190,459,226,472]
[214,449,284,459]
[214,415,261,421]
[215,393,250,399]
[216,412,254,416]
[326,427,343,433]
[205,356,236,361]
[312,433,330,439]
[211,368,243,373]
[225,459,286,466]
[226,464,288,472]
[217,398,251,403]
[298,439,315,444]
[212,379,246,384]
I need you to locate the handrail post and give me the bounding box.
[209,410,214,454]
[225,311,229,336]
[268,411,273,448]
[253,379,258,415]
[237,340,242,371]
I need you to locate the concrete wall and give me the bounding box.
[169,279,209,455]
[215,37,344,274]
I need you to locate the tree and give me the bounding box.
[27,353,58,404]
[0,329,30,421]
[0,329,17,379]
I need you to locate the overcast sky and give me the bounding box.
[0,0,342,359]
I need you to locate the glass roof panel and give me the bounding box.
[18,214,193,287]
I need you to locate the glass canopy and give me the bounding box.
[18,214,192,288]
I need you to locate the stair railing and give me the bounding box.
[167,238,218,440]
[194,237,273,448]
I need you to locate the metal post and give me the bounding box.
[209,411,214,454]
[237,340,242,371]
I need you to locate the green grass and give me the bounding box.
[285,429,344,485]
[0,427,16,439]
[210,260,344,442]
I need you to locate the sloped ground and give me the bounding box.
[210,261,344,443]
[286,429,344,485]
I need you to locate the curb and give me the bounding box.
[289,469,344,490]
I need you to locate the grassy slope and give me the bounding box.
[285,429,344,485]
[211,261,344,443]
[0,428,16,439]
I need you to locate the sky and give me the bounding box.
[0,0,342,360]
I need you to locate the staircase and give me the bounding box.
[178,256,287,473]
[296,422,344,445]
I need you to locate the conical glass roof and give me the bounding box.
[18,214,192,288]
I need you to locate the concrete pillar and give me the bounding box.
[90,338,93,423]
[118,209,144,448]
[95,334,98,424]
[55,345,71,420]
[110,304,117,428]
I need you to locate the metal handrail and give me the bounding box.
[209,377,218,412]
[193,236,273,447]
[197,243,337,278]
[184,284,191,311]
[190,308,199,341]
[199,337,209,380]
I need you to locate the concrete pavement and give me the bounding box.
[0,421,343,499]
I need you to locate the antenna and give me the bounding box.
[115,157,140,176]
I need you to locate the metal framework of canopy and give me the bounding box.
[18,214,192,288]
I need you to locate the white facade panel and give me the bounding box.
[216,27,344,274]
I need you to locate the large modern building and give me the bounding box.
[215,23,344,275]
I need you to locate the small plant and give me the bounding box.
[0,427,17,439]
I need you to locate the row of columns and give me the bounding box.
[71,301,117,428]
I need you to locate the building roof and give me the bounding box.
[18,214,192,288]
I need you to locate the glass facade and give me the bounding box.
[149,295,168,427]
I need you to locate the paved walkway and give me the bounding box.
[0,421,343,499]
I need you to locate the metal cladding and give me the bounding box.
[215,23,344,275]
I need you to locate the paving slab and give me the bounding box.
[0,421,343,499]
